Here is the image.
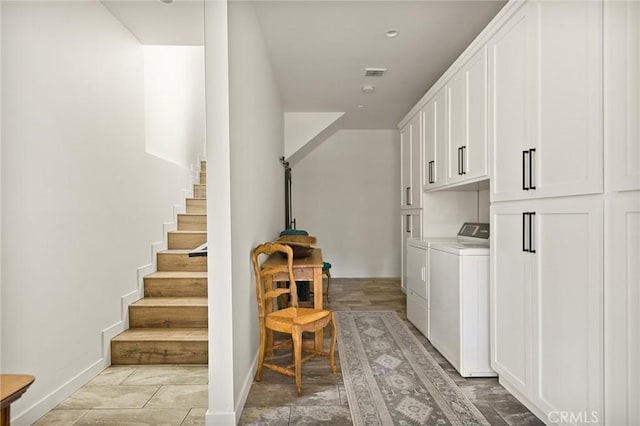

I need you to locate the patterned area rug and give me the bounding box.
[337,311,490,425]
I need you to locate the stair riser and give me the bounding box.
[200,161,206,172]
[194,185,206,199]
[200,172,206,184]
[157,253,207,272]
[168,232,207,249]
[111,341,207,365]
[177,215,207,231]
[186,199,207,214]
[144,278,208,297]
[129,306,207,328]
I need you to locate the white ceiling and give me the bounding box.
[101,0,506,129]
[252,1,506,129]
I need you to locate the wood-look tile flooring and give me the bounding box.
[36,279,542,425]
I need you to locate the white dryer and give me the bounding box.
[429,223,496,378]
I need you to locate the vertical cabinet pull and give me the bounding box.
[522,148,536,191]
[529,212,536,253]
[406,187,411,206]
[522,212,536,253]
[522,150,530,190]
[457,147,462,175]
[528,148,536,190]
[522,213,528,252]
[406,214,411,234]
[428,161,435,184]
[461,146,466,175]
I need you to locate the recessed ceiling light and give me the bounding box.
[385,29,399,38]
[361,85,376,93]
[357,105,365,108]
[160,0,174,4]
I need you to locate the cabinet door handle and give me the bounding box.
[529,212,536,253]
[529,148,536,190]
[522,150,530,190]
[522,212,528,252]
[461,146,467,175]
[406,187,411,205]
[428,161,435,184]
[406,214,411,234]
[457,147,462,175]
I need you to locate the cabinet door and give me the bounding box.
[406,244,427,299]
[424,101,435,187]
[433,88,447,188]
[490,202,532,397]
[607,0,640,192]
[605,194,640,425]
[400,122,412,208]
[410,112,423,207]
[532,1,603,199]
[489,7,533,202]
[465,48,488,181]
[531,196,603,420]
[424,90,447,190]
[447,67,466,185]
[401,210,422,290]
[447,49,489,185]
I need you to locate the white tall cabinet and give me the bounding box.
[400,112,423,291]
[604,1,640,425]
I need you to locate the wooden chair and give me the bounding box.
[251,242,337,395]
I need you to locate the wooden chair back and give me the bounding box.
[251,242,299,322]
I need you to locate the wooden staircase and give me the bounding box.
[111,161,208,365]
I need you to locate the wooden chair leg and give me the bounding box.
[329,312,337,374]
[292,327,303,395]
[256,325,266,381]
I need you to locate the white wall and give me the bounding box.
[292,129,399,277]
[284,112,344,159]
[144,45,206,168]
[205,2,284,424]
[228,0,285,415]
[1,3,198,423]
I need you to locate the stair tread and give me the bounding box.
[113,328,208,342]
[132,297,207,307]
[178,213,206,216]
[145,271,207,279]
[168,230,207,234]
[159,249,196,254]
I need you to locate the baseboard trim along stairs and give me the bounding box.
[111,160,208,365]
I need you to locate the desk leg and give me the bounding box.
[1,406,10,426]
[313,266,324,350]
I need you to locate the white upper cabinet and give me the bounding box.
[400,113,423,209]
[490,0,603,202]
[424,88,447,189]
[488,7,532,201]
[607,0,640,192]
[446,49,488,185]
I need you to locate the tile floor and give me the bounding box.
[36,278,543,425]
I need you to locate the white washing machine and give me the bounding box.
[429,223,496,378]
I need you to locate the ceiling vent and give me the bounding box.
[364,68,387,77]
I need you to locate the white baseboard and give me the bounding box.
[203,351,257,425]
[12,358,107,426]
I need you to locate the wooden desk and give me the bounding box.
[1,375,35,426]
[261,248,324,350]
